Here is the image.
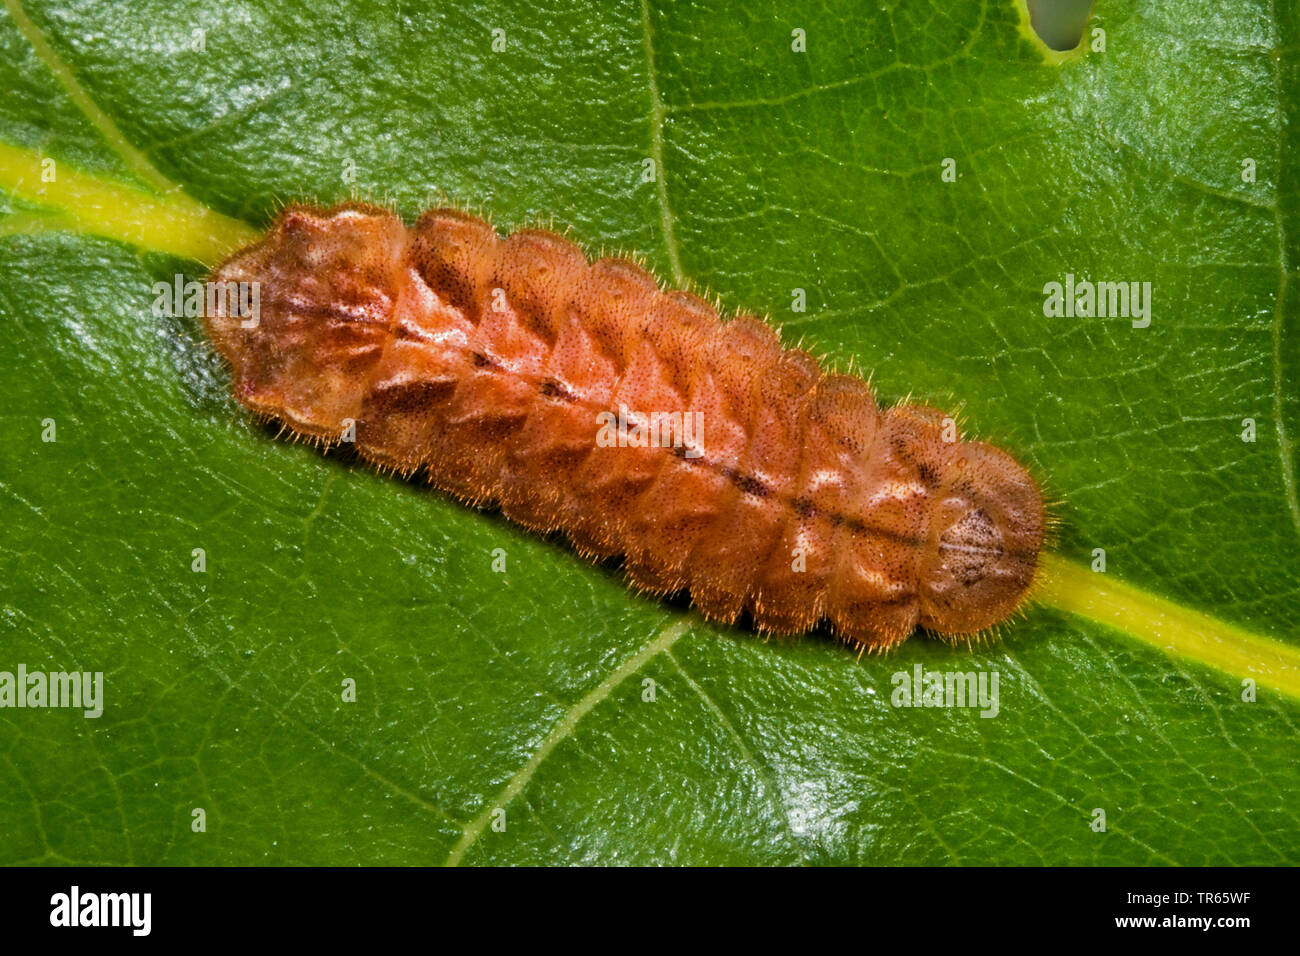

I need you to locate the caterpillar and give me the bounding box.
[205,202,1045,651]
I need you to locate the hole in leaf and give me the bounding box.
[1026,0,1095,51]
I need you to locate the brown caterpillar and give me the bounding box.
[205,202,1044,651]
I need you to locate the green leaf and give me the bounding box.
[1,0,1297,865]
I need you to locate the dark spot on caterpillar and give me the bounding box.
[718,464,769,498]
[730,473,770,498]
[371,379,455,413]
[539,377,578,403]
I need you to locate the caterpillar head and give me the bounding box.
[918,442,1045,636]
[206,203,409,438]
